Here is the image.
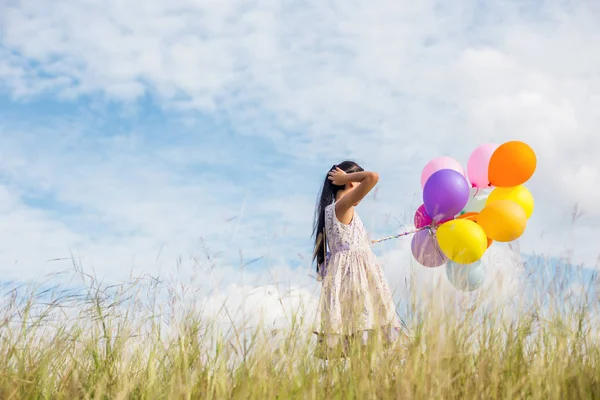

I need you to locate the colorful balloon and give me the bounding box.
[421,157,465,188]
[477,200,527,242]
[467,143,499,188]
[436,219,488,264]
[414,204,432,228]
[411,229,447,268]
[487,185,534,219]
[488,141,537,187]
[446,260,485,292]
[423,169,470,222]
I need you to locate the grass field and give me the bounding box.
[1,258,599,399]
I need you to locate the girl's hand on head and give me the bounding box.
[328,167,347,185]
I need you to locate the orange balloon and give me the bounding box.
[457,212,478,221]
[488,141,536,187]
[477,200,527,242]
[458,212,493,247]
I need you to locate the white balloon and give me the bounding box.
[446,260,485,292]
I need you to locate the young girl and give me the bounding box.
[312,161,406,358]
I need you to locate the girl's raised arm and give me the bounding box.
[329,168,379,218]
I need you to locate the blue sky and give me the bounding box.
[1,0,599,321]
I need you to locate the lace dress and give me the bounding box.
[313,202,404,357]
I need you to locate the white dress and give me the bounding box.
[313,202,404,356]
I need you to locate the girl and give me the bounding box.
[312,161,406,358]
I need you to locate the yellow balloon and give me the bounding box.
[436,219,488,264]
[478,200,527,242]
[487,185,534,219]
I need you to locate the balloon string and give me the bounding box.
[370,226,431,244]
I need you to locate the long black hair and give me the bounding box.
[312,160,364,271]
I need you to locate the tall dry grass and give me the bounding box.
[0,255,599,399]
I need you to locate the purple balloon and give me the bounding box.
[423,169,470,222]
[411,229,447,268]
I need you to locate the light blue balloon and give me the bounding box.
[446,260,485,292]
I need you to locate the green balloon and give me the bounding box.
[461,192,489,214]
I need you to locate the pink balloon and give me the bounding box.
[414,204,432,228]
[421,157,466,188]
[467,143,499,188]
[414,204,454,228]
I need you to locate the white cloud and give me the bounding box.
[0,0,598,320]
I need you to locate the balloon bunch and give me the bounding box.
[410,141,536,290]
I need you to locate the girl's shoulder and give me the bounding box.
[328,201,358,226]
